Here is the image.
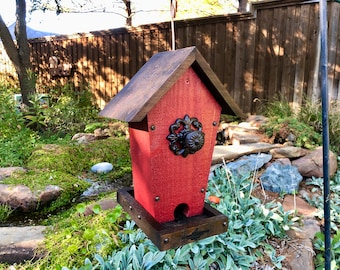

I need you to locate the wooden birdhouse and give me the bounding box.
[100,46,245,250]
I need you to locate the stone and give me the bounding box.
[0,167,26,181]
[270,146,308,159]
[230,132,262,145]
[0,226,47,264]
[0,184,37,212]
[282,195,318,217]
[91,162,113,174]
[212,143,280,165]
[272,158,291,166]
[0,184,63,212]
[292,146,338,177]
[84,198,118,216]
[284,219,320,270]
[226,153,272,179]
[260,163,303,194]
[94,128,110,138]
[72,133,97,144]
[38,185,62,206]
[246,115,268,127]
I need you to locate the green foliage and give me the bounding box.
[71,167,298,270]
[301,167,340,269]
[0,203,14,222]
[313,230,340,270]
[263,117,322,149]
[31,203,125,268]
[0,86,39,167]
[263,98,340,154]
[303,170,340,232]
[44,83,99,135]
[2,170,90,213]
[261,99,322,149]
[22,94,48,132]
[26,138,131,181]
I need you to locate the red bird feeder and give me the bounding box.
[100,47,245,250]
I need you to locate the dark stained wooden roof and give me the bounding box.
[100,46,246,122]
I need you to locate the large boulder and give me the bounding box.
[0,184,62,212]
[0,184,37,212]
[260,163,303,194]
[292,146,338,177]
[269,146,308,159]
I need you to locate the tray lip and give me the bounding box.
[117,187,228,250]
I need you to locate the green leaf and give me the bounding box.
[76,203,86,214]
[92,204,101,214]
[83,228,96,240]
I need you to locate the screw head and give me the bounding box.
[201,188,205,193]
[150,125,156,130]
[213,121,217,126]
[155,196,160,202]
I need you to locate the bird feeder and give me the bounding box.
[100,46,245,250]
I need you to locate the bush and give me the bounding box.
[43,83,99,136]
[262,98,340,154]
[0,86,39,167]
[261,99,322,149]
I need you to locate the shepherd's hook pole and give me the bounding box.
[319,0,331,269]
[170,0,177,51]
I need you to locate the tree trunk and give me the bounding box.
[123,0,132,26]
[238,0,248,12]
[0,0,36,106]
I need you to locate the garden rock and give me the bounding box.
[0,167,26,181]
[0,226,47,264]
[226,153,272,179]
[269,146,308,159]
[0,184,62,212]
[259,163,303,194]
[270,158,291,166]
[282,195,318,217]
[284,219,320,270]
[91,162,113,174]
[0,184,37,212]
[292,146,338,177]
[212,142,279,164]
[72,133,97,144]
[37,185,62,206]
[84,198,118,216]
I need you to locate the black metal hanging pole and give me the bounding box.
[319,0,331,269]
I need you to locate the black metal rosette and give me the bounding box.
[166,114,205,157]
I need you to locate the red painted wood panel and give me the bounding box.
[131,67,221,223]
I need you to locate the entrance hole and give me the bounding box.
[174,203,189,221]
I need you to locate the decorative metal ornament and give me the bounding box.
[167,114,205,157]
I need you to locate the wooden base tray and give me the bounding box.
[117,187,228,251]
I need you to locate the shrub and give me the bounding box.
[0,86,39,167]
[261,99,322,149]
[43,83,99,136]
[262,98,340,154]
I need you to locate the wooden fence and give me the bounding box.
[1,0,340,114]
